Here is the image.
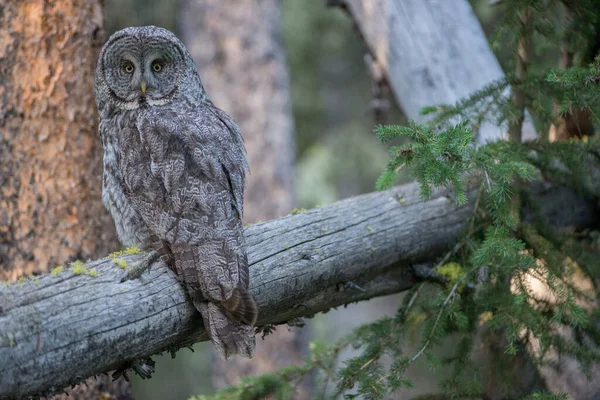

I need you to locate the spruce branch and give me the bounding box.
[410,265,480,364]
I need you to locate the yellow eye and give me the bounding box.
[152,62,162,72]
[123,62,134,73]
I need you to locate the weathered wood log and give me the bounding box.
[0,179,597,399]
[332,0,537,143]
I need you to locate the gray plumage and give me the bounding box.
[95,26,256,359]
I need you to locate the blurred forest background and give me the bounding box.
[99,1,550,398]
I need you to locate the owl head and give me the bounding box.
[95,26,204,111]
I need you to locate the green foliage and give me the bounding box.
[522,393,569,400]
[51,266,64,276]
[357,113,599,398]
[367,69,600,396]
[112,258,129,269]
[70,260,98,278]
[106,246,141,259]
[420,58,600,141]
[547,57,600,114]
[375,121,473,204]
[437,262,465,284]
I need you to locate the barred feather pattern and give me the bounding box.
[96,26,256,359]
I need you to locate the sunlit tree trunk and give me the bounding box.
[0,1,128,398]
[0,0,118,279]
[177,0,306,397]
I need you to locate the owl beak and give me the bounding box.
[140,81,147,95]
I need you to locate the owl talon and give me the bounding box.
[120,251,160,282]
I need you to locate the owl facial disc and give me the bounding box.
[98,27,187,109]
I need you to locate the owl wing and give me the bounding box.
[122,106,255,358]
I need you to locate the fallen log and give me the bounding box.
[0,181,597,398]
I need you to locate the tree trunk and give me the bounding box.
[0,0,117,279]
[0,1,128,398]
[328,0,537,144]
[177,0,303,396]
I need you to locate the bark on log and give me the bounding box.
[331,0,537,144]
[1,180,597,399]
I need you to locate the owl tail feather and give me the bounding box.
[193,299,256,360]
[221,288,258,326]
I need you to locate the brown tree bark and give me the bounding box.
[177,0,304,396]
[0,1,128,398]
[0,0,117,279]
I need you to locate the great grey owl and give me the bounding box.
[94,26,256,359]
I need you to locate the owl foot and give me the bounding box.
[120,250,160,282]
[112,356,155,381]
